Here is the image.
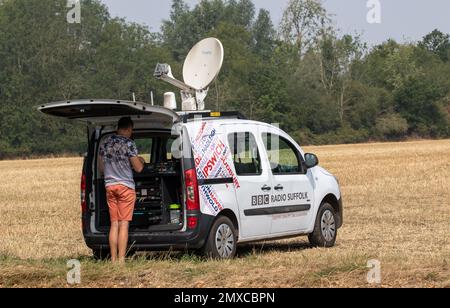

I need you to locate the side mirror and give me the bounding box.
[304,153,319,169]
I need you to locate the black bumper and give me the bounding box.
[83,214,215,251]
[337,198,344,229]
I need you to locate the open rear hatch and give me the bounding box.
[38,99,180,128]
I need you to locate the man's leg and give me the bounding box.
[109,221,119,262]
[116,186,135,263]
[118,221,130,263]
[107,186,120,263]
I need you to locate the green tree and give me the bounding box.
[206,21,256,113]
[376,113,409,139]
[419,29,450,62]
[395,75,449,136]
[280,0,330,57]
[161,0,199,60]
[318,33,366,124]
[225,0,255,29]
[252,9,276,59]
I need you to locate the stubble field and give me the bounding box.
[0,140,449,288]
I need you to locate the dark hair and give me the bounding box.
[117,117,134,130]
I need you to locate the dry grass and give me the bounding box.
[0,140,449,288]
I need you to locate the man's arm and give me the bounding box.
[128,140,145,173]
[130,157,145,173]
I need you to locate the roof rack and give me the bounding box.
[178,111,248,123]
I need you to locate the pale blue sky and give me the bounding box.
[100,0,450,45]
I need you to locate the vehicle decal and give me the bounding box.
[191,122,240,215]
[244,204,311,216]
[198,178,234,186]
[271,192,310,203]
[250,192,310,207]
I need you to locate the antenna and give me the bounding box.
[164,92,177,110]
[154,38,224,111]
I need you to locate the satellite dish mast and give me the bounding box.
[154,38,224,111]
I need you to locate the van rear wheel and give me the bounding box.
[308,203,337,248]
[203,216,237,259]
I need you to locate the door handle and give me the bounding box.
[261,185,272,192]
[274,185,284,191]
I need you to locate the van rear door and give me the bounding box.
[38,99,180,127]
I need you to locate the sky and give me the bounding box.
[100,0,450,46]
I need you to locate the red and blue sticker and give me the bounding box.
[191,122,240,215]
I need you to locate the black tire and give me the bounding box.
[308,203,338,248]
[92,248,110,261]
[203,216,238,259]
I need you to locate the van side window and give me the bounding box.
[228,132,262,176]
[134,138,153,163]
[133,135,178,164]
[262,133,302,175]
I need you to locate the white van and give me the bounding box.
[39,100,343,259]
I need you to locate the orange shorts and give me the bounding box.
[106,185,136,222]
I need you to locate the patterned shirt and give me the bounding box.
[99,135,139,190]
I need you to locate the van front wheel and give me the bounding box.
[203,216,237,259]
[308,203,337,248]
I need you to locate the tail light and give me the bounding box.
[184,168,200,211]
[184,168,200,229]
[80,173,87,214]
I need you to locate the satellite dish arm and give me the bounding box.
[154,63,195,93]
[154,63,207,111]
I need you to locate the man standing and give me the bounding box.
[99,117,145,263]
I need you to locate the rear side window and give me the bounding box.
[100,133,178,166]
[228,132,262,176]
[262,133,302,175]
[134,138,153,163]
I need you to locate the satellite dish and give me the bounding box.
[154,37,224,111]
[183,38,224,90]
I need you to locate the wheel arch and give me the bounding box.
[202,209,240,259]
[217,209,239,236]
[321,193,343,229]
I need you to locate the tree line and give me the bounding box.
[0,0,449,159]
